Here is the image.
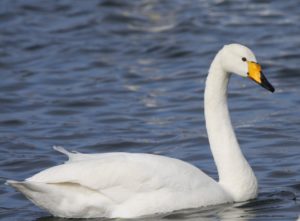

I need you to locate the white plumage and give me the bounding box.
[7,44,274,218]
[9,147,230,218]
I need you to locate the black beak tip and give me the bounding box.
[260,72,275,93]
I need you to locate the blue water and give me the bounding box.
[0,0,300,220]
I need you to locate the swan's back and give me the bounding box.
[8,148,232,218]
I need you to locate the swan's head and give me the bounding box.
[221,44,275,92]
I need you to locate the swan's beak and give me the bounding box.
[247,61,275,93]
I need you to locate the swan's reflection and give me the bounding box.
[35,202,256,221]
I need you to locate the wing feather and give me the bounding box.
[28,150,221,203]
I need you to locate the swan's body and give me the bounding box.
[7,44,274,218]
[9,147,232,218]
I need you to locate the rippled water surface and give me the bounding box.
[1,0,300,220]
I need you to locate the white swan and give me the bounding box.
[7,44,275,219]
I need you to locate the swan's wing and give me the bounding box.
[8,151,232,217]
[26,152,222,202]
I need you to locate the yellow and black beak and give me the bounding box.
[247,61,275,93]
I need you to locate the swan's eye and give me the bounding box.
[242,57,247,62]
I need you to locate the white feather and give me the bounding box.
[8,150,231,218]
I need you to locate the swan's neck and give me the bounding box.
[204,52,258,201]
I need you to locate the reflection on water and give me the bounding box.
[31,189,300,221]
[1,0,300,220]
[35,202,256,221]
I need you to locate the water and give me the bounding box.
[0,0,299,220]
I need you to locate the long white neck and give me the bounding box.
[204,51,258,201]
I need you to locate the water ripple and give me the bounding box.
[0,0,299,220]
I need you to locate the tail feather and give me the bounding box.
[6,180,49,193]
[6,180,69,216]
[7,180,111,218]
[5,180,20,186]
[53,146,72,156]
[53,146,88,163]
[53,146,81,162]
